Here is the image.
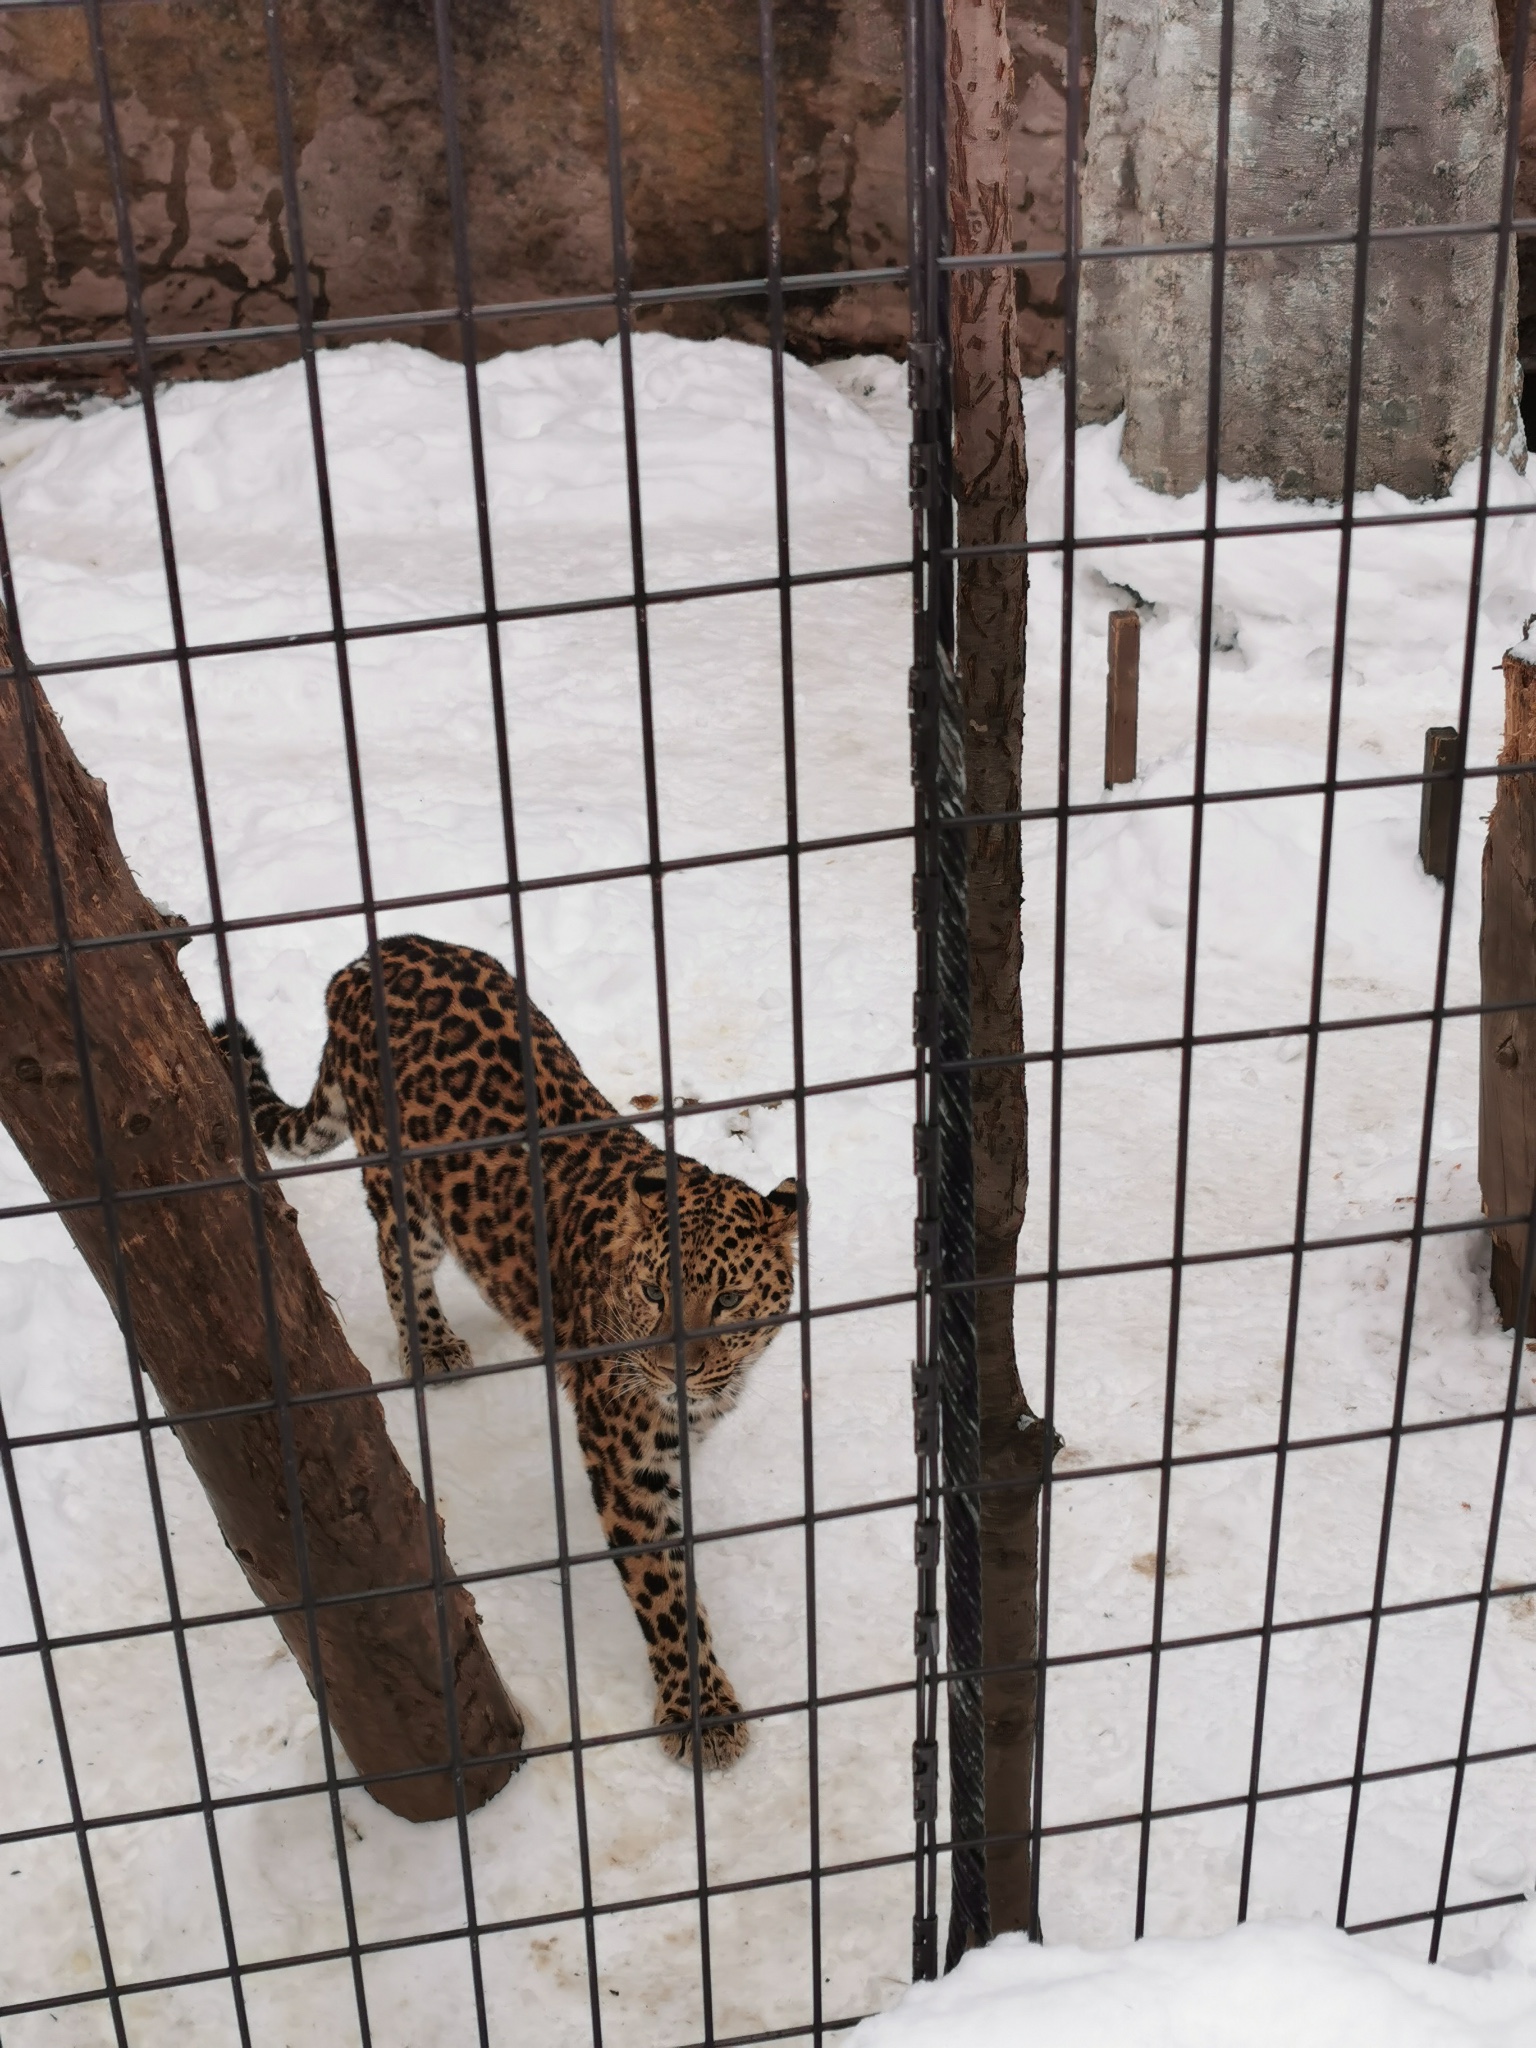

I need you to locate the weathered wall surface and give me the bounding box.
[1495,0,1536,444]
[1007,0,1089,374]
[0,0,1084,395]
[0,0,909,389]
[1077,0,1521,501]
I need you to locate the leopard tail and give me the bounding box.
[211,1019,350,1158]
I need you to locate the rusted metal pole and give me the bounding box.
[0,654,522,1821]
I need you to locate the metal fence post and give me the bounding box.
[909,0,989,1972]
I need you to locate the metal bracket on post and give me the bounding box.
[913,1360,939,1459]
[913,1739,940,1822]
[912,1910,939,1983]
[909,440,940,506]
[911,1321,943,1989]
[908,340,941,412]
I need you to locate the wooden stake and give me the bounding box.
[1480,656,1536,1330]
[0,657,522,1820]
[1105,608,1140,787]
[1419,725,1459,881]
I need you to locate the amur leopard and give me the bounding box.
[214,934,799,1770]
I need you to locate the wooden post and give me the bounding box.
[1480,654,1536,1330]
[0,656,522,1821]
[946,0,1049,1947]
[1105,609,1140,788]
[1419,725,1460,880]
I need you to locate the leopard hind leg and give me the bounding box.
[362,1163,475,1377]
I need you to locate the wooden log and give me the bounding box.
[946,0,1047,1950]
[0,654,522,1820]
[1480,653,1536,1332]
[1419,725,1460,881]
[1105,609,1140,788]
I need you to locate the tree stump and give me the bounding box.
[0,657,522,1820]
[1481,647,1536,1331]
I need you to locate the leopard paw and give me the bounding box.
[397,1333,475,1378]
[655,1678,750,1771]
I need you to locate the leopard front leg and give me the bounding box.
[574,1370,748,1770]
[361,1163,475,1377]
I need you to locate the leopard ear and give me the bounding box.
[765,1177,801,1225]
[634,1162,669,1204]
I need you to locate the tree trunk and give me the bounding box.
[1481,647,1536,1332]
[946,0,1044,1941]
[0,652,522,1822]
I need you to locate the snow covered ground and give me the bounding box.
[853,1912,1536,2047]
[1,332,1535,2045]
[1015,374,1536,1960]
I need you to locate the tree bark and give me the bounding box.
[0,653,522,1822]
[946,0,1044,1940]
[1481,648,1536,1332]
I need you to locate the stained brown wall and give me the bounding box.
[0,0,1080,399]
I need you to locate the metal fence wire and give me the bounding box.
[2,0,1536,2042]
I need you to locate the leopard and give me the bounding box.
[212,933,800,1771]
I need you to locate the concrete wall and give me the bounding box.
[0,0,1084,397]
[1076,0,1521,501]
[0,0,899,389]
[1007,0,1088,374]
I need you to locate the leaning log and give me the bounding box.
[0,651,522,1821]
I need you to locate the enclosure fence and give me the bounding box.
[4,0,1536,2043]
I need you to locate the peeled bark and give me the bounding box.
[0,651,521,1822]
[946,0,1043,1941]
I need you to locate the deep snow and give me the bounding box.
[852,1913,1536,2047]
[1,333,1535,2045]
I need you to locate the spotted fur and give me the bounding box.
[213,934,799,1769]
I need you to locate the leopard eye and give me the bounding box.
[641,1281,664,1305]
[715,1289,744,1314]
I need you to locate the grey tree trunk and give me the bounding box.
[0,651,522,1822]
[946,0,1045,1941]
[1078,0,1521,500]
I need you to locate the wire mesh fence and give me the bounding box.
[2,0,1536,2043]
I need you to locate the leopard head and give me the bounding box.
[613,1156,801,1414]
